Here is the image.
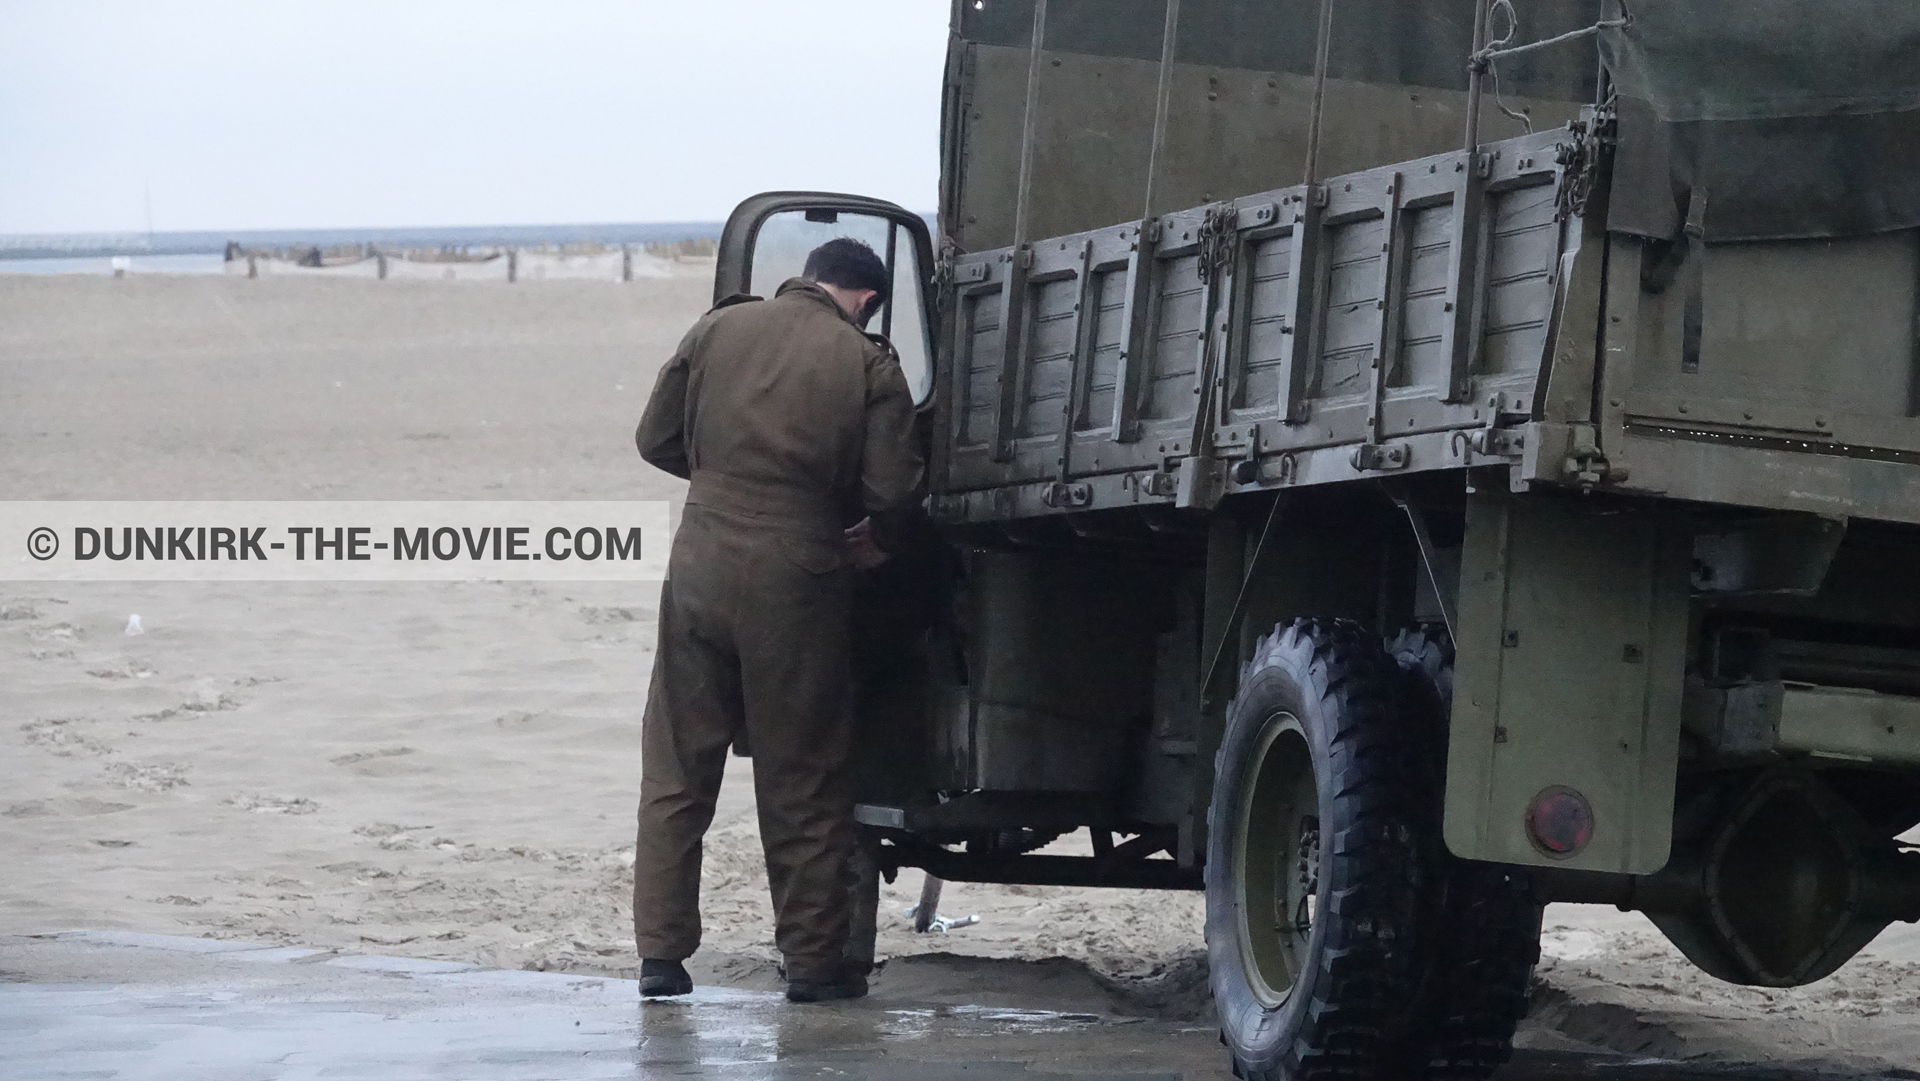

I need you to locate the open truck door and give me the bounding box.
[714,192,937,407]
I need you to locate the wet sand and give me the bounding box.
[8,930,1850,1081]
[2,272,1915,1074]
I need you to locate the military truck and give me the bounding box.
[713,2,1920,1076]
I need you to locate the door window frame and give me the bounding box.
[715,191,938,405]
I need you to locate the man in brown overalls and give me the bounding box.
[631,238,923,1003]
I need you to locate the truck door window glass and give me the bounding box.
[748,210,933,406]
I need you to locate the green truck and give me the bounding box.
[713,2,1920,1076]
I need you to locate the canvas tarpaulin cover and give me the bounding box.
[959,0,1601,97]
[1600,0,1920,241]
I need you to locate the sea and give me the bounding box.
[0,222,722,276]
[0,253,227,275]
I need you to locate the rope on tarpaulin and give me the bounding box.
[1475,0,1630,67]
[1470,0,1632,133]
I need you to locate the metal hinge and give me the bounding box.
[1140,471,1178,498]
[1486,389,1532,418]
[1040,481,1091,509]
[1457,427,1527,457]
[1350,443,1410,472]
[1210,422,1260,454]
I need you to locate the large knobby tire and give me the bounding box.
[1206,619,1426,1080]
[1388,626,1544,1080]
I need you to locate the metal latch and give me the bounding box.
[1519,421,1624,487]
[1197,204,1240,285]
[1564,422,1604,485]
[1559,422,1623,487]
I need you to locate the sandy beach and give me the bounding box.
[2,270,1916,1072]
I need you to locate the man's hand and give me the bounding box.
[844,518,890,570]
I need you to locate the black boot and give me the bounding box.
[785,969,868,1003]
[639,958,692,997]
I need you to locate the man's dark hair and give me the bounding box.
[802,238,890,305]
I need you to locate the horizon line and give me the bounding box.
[0,213,939,259]
[0,220,728,260]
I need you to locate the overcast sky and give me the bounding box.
[0,2,950,235]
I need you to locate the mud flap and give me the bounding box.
[1445,487,1690,873]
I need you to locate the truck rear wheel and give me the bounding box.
[1206,619,1425,1080]
[1388,626,1543,1080]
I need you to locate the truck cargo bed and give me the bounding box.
[933,126,1581,521]
[930,118,1920,529]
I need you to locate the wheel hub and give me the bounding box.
[1233,711,1320,1008]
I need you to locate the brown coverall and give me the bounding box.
[631,277,923,981]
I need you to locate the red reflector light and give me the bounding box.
[1526,786,1594,858]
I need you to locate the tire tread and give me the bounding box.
[1215,618,1425,1081]
[1387,625,1544,1080]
